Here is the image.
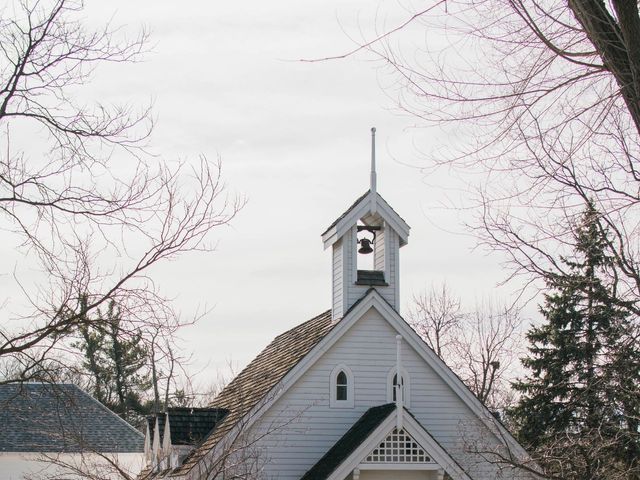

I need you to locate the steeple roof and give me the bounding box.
[321,190,410,249]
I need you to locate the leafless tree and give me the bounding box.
[362,3,640,475]
[16,367,287,480]
[316,1,636,309]
[0,0,242,384]
[35,385,302,480]
[463,413,640,480]
[452,300,523,411]
[408,282,463,357]
[144,318,198,413]
[410,284,523,412]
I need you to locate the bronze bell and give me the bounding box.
[358,238,374,254]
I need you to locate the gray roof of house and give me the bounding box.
[0,383,144,453]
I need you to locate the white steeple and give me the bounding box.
[321,128,410,321]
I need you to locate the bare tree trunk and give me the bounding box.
[150,335,161,414]
[568,0,640,134]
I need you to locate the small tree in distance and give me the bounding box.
[509,203,640,479]
[75,298,150,422]
[409,284,523,412]
[410,283,463,358]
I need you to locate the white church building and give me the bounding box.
[144,129,539,480]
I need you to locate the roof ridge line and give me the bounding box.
[69,384,144,439]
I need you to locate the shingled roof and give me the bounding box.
[0,383,143,453]
[147,408,228,447]
[301,403,396,480]
[321,190,409,239]
[322,190,370,235]
[173,310,334,474]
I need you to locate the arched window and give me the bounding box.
[330,364,354,408]
[392,373,403,402]
[336,371,348,401]
[387,368,411,407]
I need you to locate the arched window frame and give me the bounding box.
[330,364,354,408]
[386,367,411,407]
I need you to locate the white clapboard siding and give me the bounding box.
[332,238,343,317]
[251,307,511,480]
[373,226,385,272]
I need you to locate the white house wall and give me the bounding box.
[373,226,385,272]
[0,452,144,480]
[251,307,517,480]
[332,238,344,318]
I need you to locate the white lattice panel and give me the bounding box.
[364,428,434,463]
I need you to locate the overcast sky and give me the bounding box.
[3,0,532,384]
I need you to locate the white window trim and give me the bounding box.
[330,364,354,408]
[386,367,411,407]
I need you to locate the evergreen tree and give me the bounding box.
[510,203,640,479]
[103,300,150,419]
[75,299,150,421]
[74,295,109,405]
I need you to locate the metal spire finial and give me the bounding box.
[370,127,377,193]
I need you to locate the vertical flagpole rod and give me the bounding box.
[370,127,377,194]
[396,334,403,430]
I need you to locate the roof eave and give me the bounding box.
[323,408,472,480]
[321,192,410,250]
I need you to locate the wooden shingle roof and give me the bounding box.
[173,310,334,475]
[322,190,370,235]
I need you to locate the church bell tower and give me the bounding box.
[321,128,410,321]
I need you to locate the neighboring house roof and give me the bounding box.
[300,403,396,480]
[174,310,334,474]
[147,408,228,447]
[0,383,144,453]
